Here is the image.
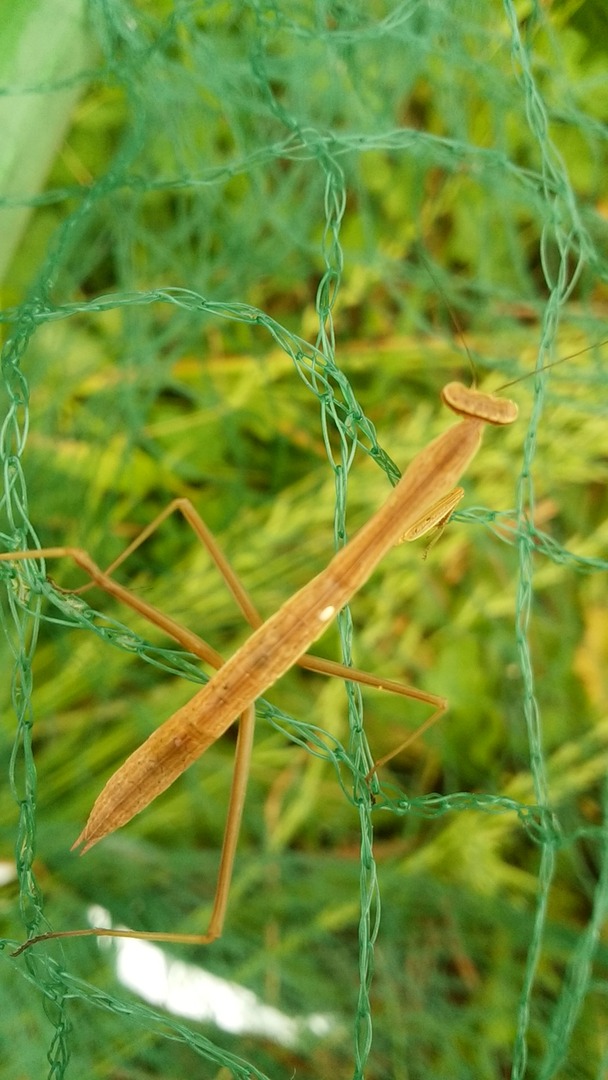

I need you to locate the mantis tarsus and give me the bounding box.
[3,378,518,955]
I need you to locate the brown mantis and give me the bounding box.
[3,377,518,956]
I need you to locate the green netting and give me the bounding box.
[1,1,608,1077]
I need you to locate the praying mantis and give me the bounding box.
[3,376,518,955]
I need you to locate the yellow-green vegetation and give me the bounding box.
[1,2,607,1079]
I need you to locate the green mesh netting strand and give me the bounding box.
[1,2,608,1078]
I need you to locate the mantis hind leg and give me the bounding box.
[3,495,452,954]
[1,540,253,951]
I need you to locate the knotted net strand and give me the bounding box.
[1,3,607,1078]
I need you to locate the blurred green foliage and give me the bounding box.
[1,2,608,1079]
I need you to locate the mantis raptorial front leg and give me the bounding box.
[2,381,517,954]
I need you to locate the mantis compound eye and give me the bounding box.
[441,382,519,425]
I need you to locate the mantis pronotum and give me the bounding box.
[3,378,518,955]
